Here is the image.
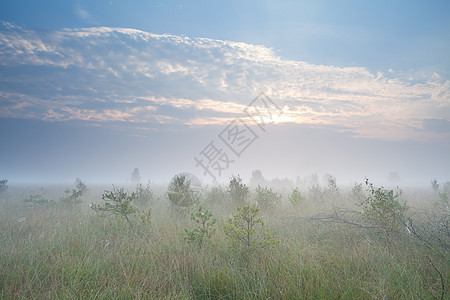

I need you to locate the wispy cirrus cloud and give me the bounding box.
[74,3,98,25]
[0,23,449,141]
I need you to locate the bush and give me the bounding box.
[24,194,53,205]
[135,180,153,208]
[227,175,249,205]
[167,174,198,208]
[223,204,278,255]
[60,178,87,205]
[184,206,217,247]
[350,182,365,202]
[75,178,87,194]
[288,187,305,207]
[254,185,281,210]
[204,185,228,207]
[359,179,408,243]
[60,188,83,204]
[308,184,324,202]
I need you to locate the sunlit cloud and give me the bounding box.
[0,24,448,141]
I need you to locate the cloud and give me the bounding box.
[0,24,449,141]
[74,3,97,25]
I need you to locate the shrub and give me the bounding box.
[227,175,249,205]
[135,180,153,208]
[24,194,53,205]
[90,186,138,228]
[254,185,281,210]
[308,184,324,202]
[204,185,228,207]
[325,174,339,198]
[359,179,408,243]
[75,178,87,194]
[431,178,440,193]
[288,187,305,207]
[184,206,217,247]
[60,178,87,205]
[60,188,83,205]
[350,182,365,202]
[223,204,278,255]
[167,174,198,208]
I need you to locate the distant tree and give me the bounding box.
[131,168,141,184]
[324,173,339,199]
[227,175,249,205]
[0,179,7,193]
[249,170,266,188]
[75,178,87,194]
[387,171,401,185]
[431,178,440,193]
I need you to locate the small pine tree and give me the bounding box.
[184,206,217,247]
[223,204,278,254]
[90,186,137,228]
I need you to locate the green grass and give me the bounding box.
[0,187,448,299]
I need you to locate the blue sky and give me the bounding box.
[0,0,449,185]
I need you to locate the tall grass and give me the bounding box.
[0,185,447,299]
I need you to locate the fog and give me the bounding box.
[1,117,448,187]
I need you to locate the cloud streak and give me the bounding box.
[0,24,449,141]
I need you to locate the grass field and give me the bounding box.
[0,181,448,299]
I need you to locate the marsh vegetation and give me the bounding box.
[0,175,448,299]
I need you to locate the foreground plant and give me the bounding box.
[359,179,408,244]
[223,204,278,254]
[184,206,217,247]
[90,186,137,228]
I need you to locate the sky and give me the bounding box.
[0,0,449,186]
